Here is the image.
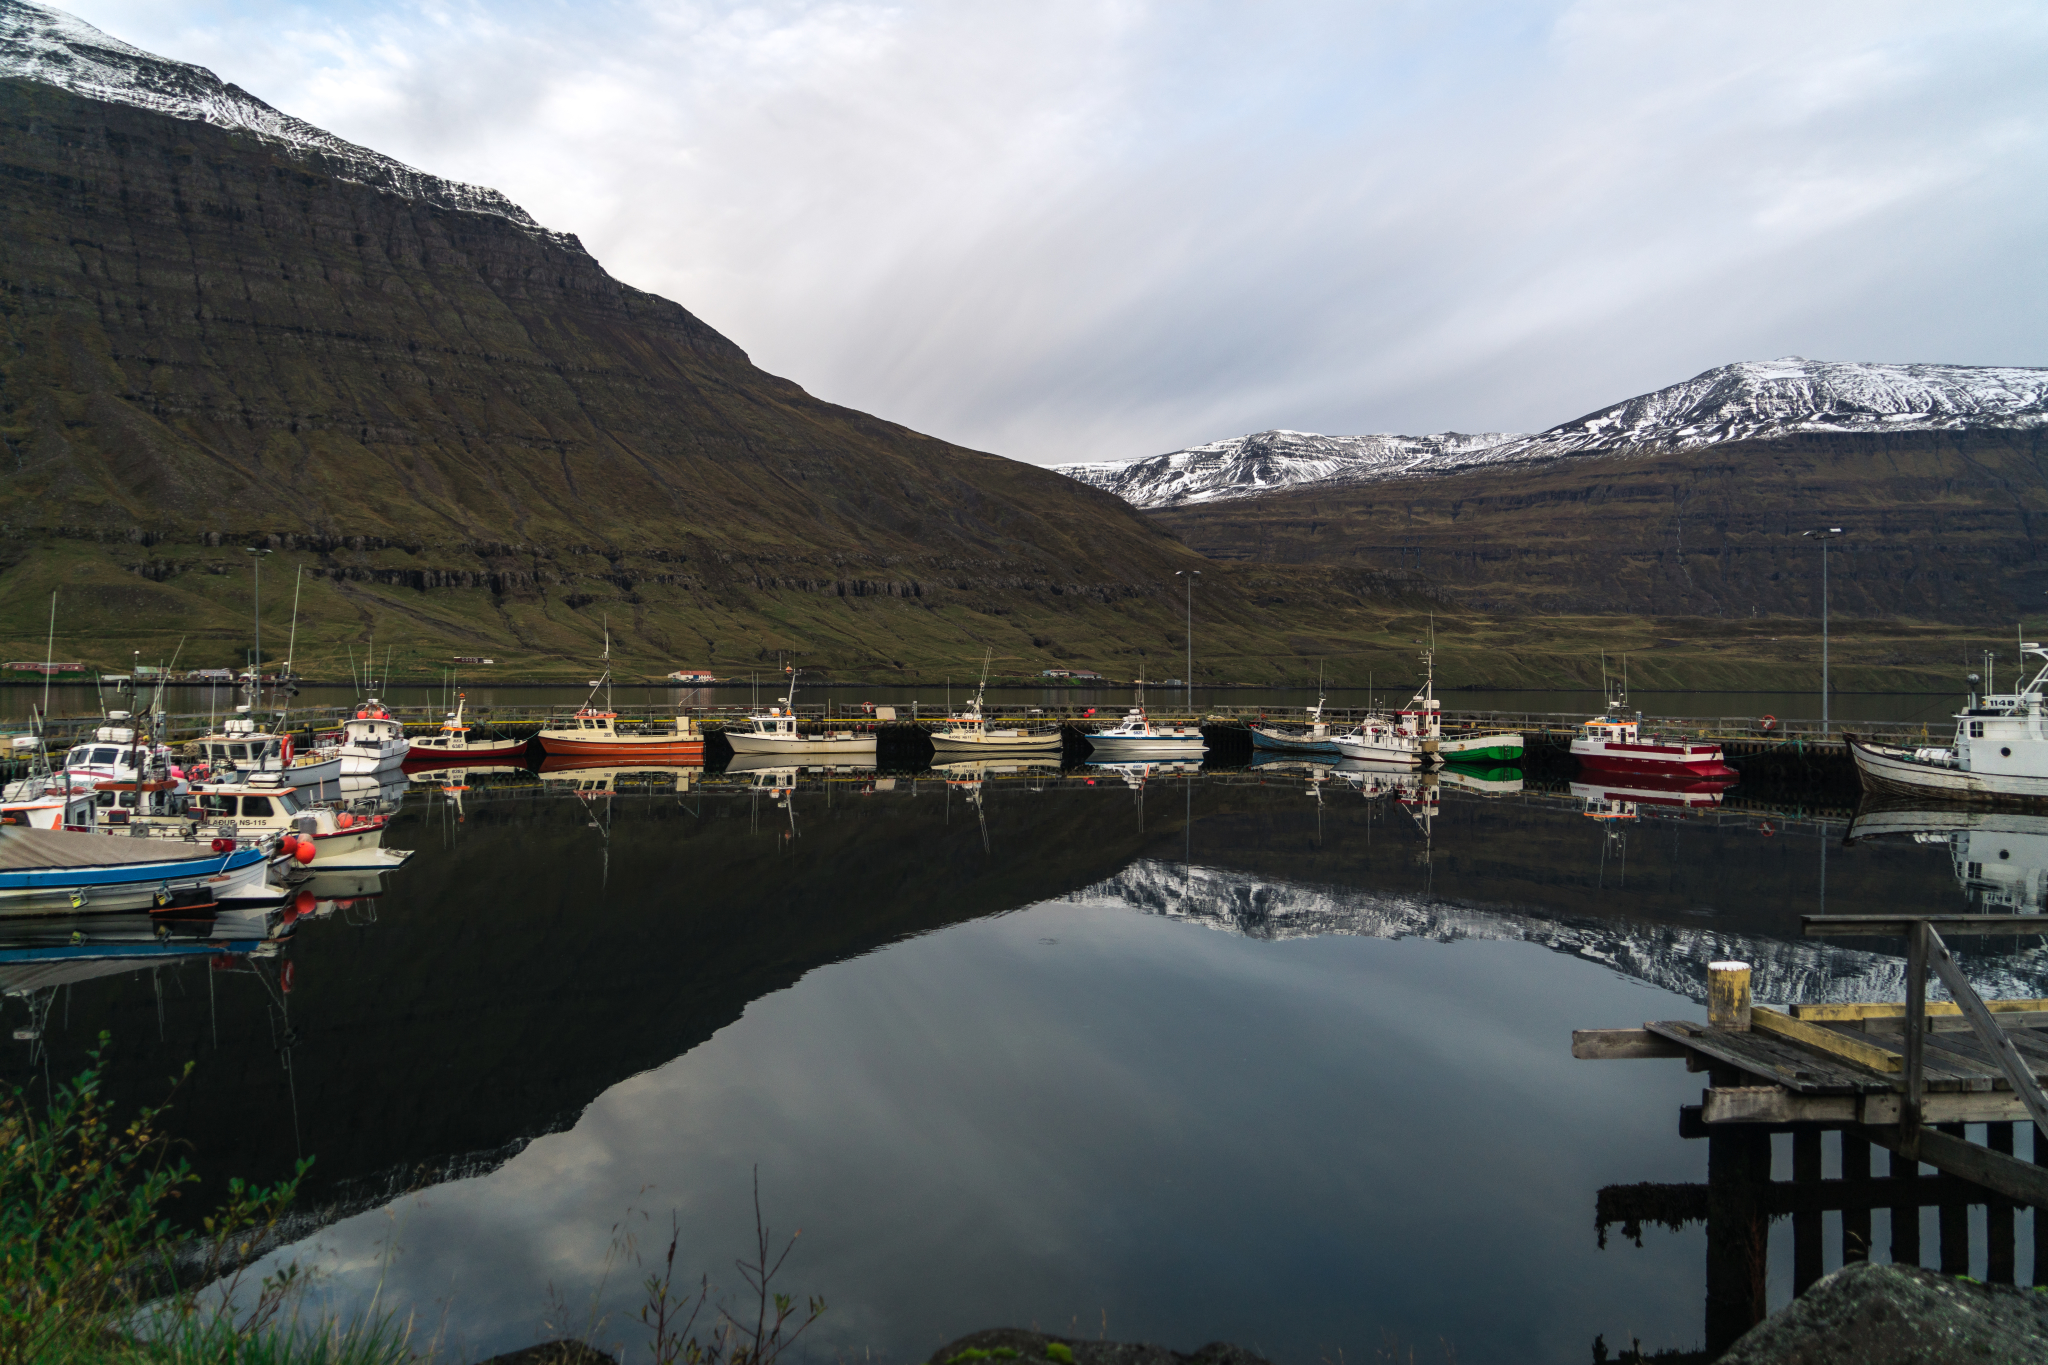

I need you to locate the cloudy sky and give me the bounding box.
[50,0,2048,464]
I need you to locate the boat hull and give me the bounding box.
[1571,738,1734,778]
[536,736,705,760]
[1848,734,2048,804]
[1249,724,1342,756]
[929,731,1063,754]
[1439,734,1525,763]
[725,734,876,755]
[340,742,410,776]
[0,829,272,917]
[1084,736,1206,758]
[405,738,530,764]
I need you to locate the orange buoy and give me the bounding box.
[293,839,316,865]
[337,811,355,828]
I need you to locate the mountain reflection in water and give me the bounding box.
[4,765,2041,1364]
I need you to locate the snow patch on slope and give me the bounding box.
[1064,360,2048,509]
[0,0,581,251]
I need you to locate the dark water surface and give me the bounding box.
[9,763,2045,1363]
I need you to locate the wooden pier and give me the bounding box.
[1578,914,2048,1351]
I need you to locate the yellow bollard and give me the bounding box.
[1708,961,1753,1031]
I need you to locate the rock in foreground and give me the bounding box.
[1722,1260,2048,1364]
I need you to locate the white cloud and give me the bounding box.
[51,0,2048,461]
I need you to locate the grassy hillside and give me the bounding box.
[1148,429,2048,621]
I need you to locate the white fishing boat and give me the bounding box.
[408,693,530,763]
[178,772,409,872]
[339,698,411,775]
[724,670,878,756]
[1848,643,2048,804]
[931,655,1063,754]
[190,711,342,788]
[1332,649,1522,767]
[1083,683,1206,759]
[55,712,176,792]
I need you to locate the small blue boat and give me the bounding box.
[0,825,273,918]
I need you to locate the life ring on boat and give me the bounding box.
[280,961,296,994]
[281,733,293,766]
[1759,715,1777,731]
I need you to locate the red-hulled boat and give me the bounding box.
[1570,709,1736,779]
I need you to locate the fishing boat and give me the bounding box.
[1570,679,1735,778]
[176,771,410,872]
[190,711,343,788]
[2,714,97,830]
[931,655,1063,755]
[725,669,877,757]
[1333,650,1523,766]
[56,712,176,792]
[1249,681,1344,757]
[0,824,273,917]
[408,693,530,764]
[537,638,706,761]
[1847,642,2048,804]
[1083,683,1207,759]
[339,698,411,775]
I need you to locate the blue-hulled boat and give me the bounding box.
[0,825,274,917]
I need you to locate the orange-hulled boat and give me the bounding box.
[534,636,705,760]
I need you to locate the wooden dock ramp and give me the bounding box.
[1576,914,2048,1353]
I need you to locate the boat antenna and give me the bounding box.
[40,590,55,728]
[275,566,303,733]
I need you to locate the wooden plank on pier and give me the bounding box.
[1786,1021,1994,1090]
[1854,1122,2048,1212]
[1571,1028,1688,1059]
[1750,1007,1902,1074]
[1644,1020,1878,1093]
[1701,1085,2039,1126]
[1793,998,2048,1021]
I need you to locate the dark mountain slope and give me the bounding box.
[1150,427,2048,621]
[0,76,1438,677]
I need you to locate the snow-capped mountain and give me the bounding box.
[1080,858,2048,1006]
[1064,359,2048,509]
[0,0,579,250]
[1058,429,1520,509]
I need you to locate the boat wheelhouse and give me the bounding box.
[192,711,343,788]
[340,699,411,775]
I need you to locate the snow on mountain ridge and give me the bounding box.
[1063,359,2048,510]
[0,0,581,251]
[1058,428,1525,509]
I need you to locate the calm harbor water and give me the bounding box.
[9,759,2046,1362]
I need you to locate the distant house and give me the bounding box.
[1042,668,1104,680]
[452,656,497,665]
[189,668,235,682]
[5,661,85,675]
[666,669,717,683]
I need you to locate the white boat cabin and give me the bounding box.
[1950,644,2048,778]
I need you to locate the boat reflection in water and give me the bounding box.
[1571,771,1737,820]
[537,758,703,796]
[1848,803,2048,914]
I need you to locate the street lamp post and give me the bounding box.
[1802,529,1845,733]
[1174,570,1201,691]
